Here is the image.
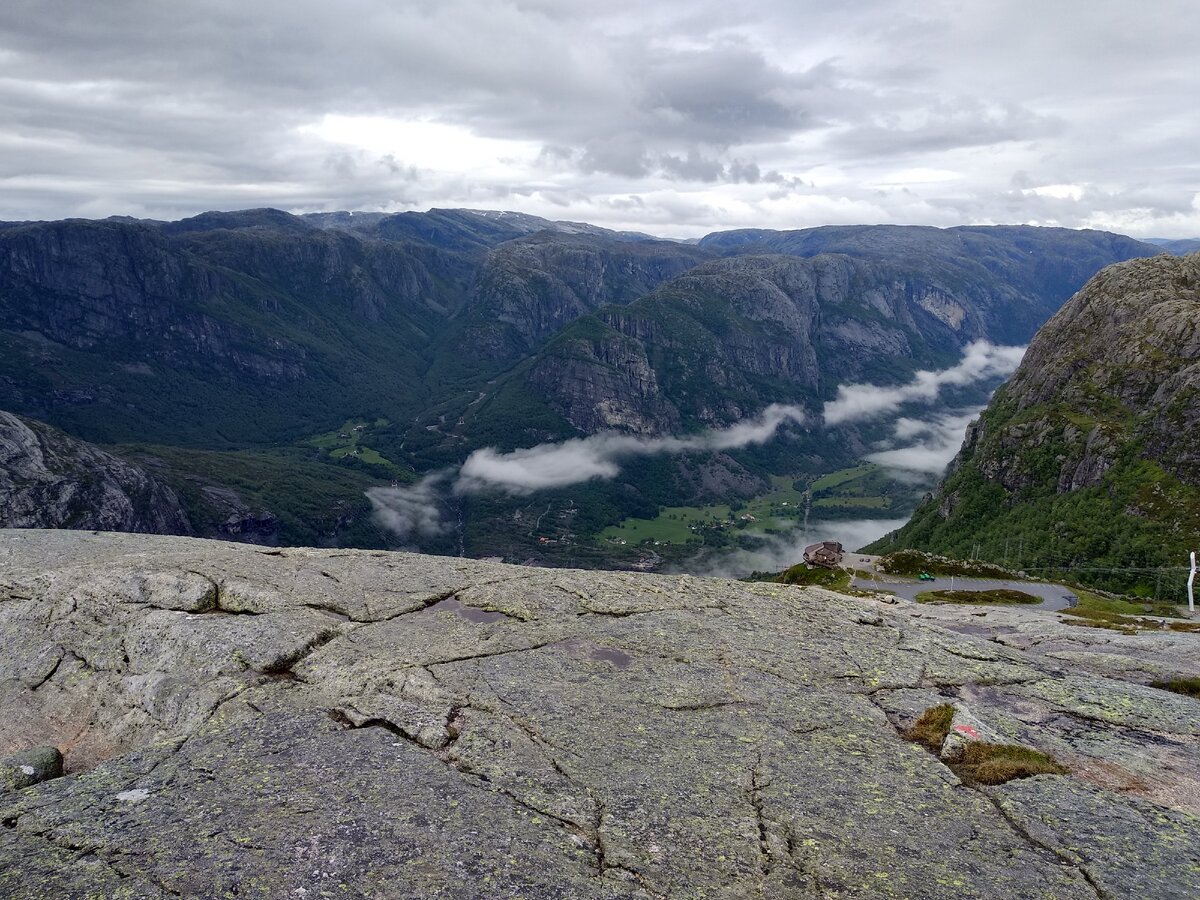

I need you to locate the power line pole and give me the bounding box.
[1189,552,1196,615]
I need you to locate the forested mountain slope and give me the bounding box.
[0,208,1166,556]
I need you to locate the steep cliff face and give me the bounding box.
[0,411,192,534]
[0,218,304,372]
[460,234,711,357]
[0,409,401,548]
[0,210,701,449]
[871,253,1200,594]
[495,251,1014,437]
[0,214,467,444]
[1,211,1159,456]
[423,234,713,393]
[699,224,1157,344]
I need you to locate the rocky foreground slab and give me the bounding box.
[1,530,1198,898]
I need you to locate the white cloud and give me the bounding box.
[366,404,808,541]
[823,341,1025,425]
[865,409,980,475]
[1024,183,1085,201]
[300,116,543,178]
[366,473,452,542]
[455,403,806,494]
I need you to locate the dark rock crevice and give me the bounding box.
[979,789,1110,899]
[419,638,564,669]
[260,627,343,676]
[28,648,66,691]
[747,753,772,875]
[330,706,609,869]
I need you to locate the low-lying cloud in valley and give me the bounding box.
[456,403,807,495]
[369,343,1014,546]
[365,472,453,542]
[368,404,807,541]
[865,410,982,475]
[823,340,1024,425]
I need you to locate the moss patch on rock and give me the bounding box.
[905,705,1068,786]
[1061,607,1200,634]
[915,589,1041,605]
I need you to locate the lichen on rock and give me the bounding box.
[1,529,1199,898]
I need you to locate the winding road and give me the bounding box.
[842,554,1078,611]
[862,575,1078,611]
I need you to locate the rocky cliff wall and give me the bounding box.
[0,412,192,534]
[870,253,1200,592]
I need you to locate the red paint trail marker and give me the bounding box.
[952,724,979,739]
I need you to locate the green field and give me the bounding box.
[810,464,898,512]
[814,495,889,509]
[597,463,904,548]
[306,418,405,474]
[810,465,876,492]
[601,505,731,544]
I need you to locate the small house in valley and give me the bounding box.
[803,540,844,568]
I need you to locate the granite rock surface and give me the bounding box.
[1,530,1198,898]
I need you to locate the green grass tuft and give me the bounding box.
[905,705,1068,785]
[776,564,851,589]
[956,743,1068,785]
[915,589,1041,605]
[905,704,955,753]
[1151,677,1200,698]
[1073,587,1183,618]
[1060,607,1200,634]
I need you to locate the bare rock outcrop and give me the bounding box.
[1,531,1198,898]
[0,412,192,534]
[872,253,1200,592]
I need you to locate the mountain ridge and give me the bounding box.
[0,208,1168,561]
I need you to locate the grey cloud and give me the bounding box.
[0,1,1197,235]
[727,160,761,184]
[578,136,650,178]
[658,151,726,183]
[829,98,1064,159]
[632,42,820,145]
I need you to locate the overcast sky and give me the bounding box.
[1,1,1196,237]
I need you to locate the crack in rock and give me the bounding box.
[980,790,1111,899]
